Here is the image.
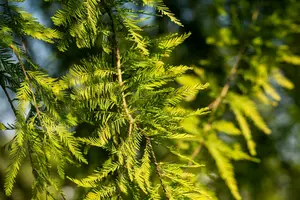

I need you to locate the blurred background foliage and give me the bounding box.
[1,0,300,199]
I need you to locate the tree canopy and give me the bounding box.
[0,0,300,199]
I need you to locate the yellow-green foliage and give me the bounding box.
[0,0,298,199]
[0,0,211,199]
[178,1,298,199]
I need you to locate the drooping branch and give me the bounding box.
[208,7,259,114]
[5,1,38,122]
[1,0,43,177]
[189,9,261,164]
[189,46,245,165]
[6,0,51,182]
[10,44,42,122]
[105,4,135,136]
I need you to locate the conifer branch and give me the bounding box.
[27,140,39,179]
[0,80,39,183]
[189,8,259,165]
[208,7,259,113]
[116,45,135,135]
[0,35,39,182]
[189,9,260,164]
[5,0,40,121]
[1,86,39,186]
[0,58,39,184]
[10,44,42,122]
[10,43,43,175]
[5,0,43,177]
[146,137,170,199]
[5,0,45,135]
[105,3,135,135]
[208,47,245,112]
[189,47,245,165]
[10,43,52,189]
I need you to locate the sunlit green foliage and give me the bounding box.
[0,0,299,199]
[0,0,210,199]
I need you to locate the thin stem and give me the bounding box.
[146,137,170,200]
[189,8,261,164]
[10,44,42,122]
[105,4,134,135]
[188,145,202,166]
[1,84,17,116]
[207,7,259,113]
[9,44,42,177]
[10,42,51,183]
[0,80,39,182]
[4,1,54,196]
[189,46,245,164]
[105,3,167,198]
[208,46,245,113]
[27,140,39,179]
[60,191,67,200]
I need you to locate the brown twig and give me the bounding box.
[9,43,45,175]
[146,137,170,199]
[189,46,245,165]
[5,2,69,199]
[105,3,169,198]
[3,1,42,178]
[105,3,168,196]
[207,7,259,113]
[106,4,134,136]
[189,8,261,165]
[208,47,245,113]
[189,146,202,165]
[10,40,53,184]
[10,44,42,122]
